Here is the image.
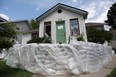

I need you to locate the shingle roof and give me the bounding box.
[36,3,88,21]
[85,22,108,27]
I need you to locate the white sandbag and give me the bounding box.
[5,41,114,75]
[0,49,7,59]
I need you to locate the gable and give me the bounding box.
[40,8,85,23]
[12,20,32,32]
[36,3,88,22]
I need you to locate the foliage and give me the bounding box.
[107,68,116,77]
[0,23,18,49]
[0,60,32,77]
[87,27,113,44]
[27,36,52,44]
[0,23,17,38]
[30,19,39,29]
[0,37,13,49]
[77,33,84,41]
[105,2,116,30]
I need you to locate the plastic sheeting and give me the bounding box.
[5,41,114,75]
[0,49,7,59]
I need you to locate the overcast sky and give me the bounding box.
[0,0,115,22]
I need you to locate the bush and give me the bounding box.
[0,38,13,50]
[77,33,84,41]
[87,27,113,44]
[27,36,52,44]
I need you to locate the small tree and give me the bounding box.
[0,23,18,49]
[87,27,113,44]
[105,2,116,30]
[30,19,39,29]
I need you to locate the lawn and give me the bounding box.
[107,68,116,77]
[0,60,32,77]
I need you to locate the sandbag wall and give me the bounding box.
[5,42,113,75]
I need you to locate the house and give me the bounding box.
[85,22,111,31]
[0,14,32,44]
[0,17,9,22]
[25,28,39,39]
[11,20,32,44]
[36,3,88,43]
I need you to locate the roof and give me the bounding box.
[36,3,88,21]
[10,20,32,29]
[0,17,9,22]
[85,22,108,27]
[24,28,39,33]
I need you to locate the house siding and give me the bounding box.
[39,8,87,43]
[22,33,31,44]
[14,21,32,44]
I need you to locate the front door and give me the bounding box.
[56,21,66,43]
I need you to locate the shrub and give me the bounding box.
[0,37,13,50]
[27,36,52,44]
[77,33,84,41]
[87,27,113,44]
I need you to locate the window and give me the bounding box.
[32,33,39,39]
[16,27,20,30]
[57,9,62,13]
[70,19,79,35]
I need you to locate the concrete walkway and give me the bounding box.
[33,55,116,77]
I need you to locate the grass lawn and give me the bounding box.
[107,68,116,77]
[0,60,32,77]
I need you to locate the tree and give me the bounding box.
[87,27,113,44]
[30,19,39,29]
[0,23,18,49]
[105,2,116,30]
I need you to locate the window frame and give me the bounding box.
[70,18,80,36]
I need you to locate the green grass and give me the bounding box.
[0,60,32,77]
[107,68,116,77]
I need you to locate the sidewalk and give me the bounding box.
[79,55,116,77]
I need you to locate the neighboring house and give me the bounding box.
[0,17,8,22]
[36,3,88,43]
[85,22,111,31]
[0,17,9,22]
[26,28,39,39]
[11,20,32,44]
[0,14,32,44]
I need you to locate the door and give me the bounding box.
[44,22,51,36]
[56,21,66,43]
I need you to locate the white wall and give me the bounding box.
[39,8,87,43]
[22,33,31,44]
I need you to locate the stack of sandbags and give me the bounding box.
[70,41,113,73]
[5,41,114,75]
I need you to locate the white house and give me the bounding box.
[36,3,88,43]
[11,20,32,44]
[0,13,32,44]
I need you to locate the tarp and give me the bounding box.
[5,41,114,75]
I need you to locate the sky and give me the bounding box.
[0,0,115,22]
